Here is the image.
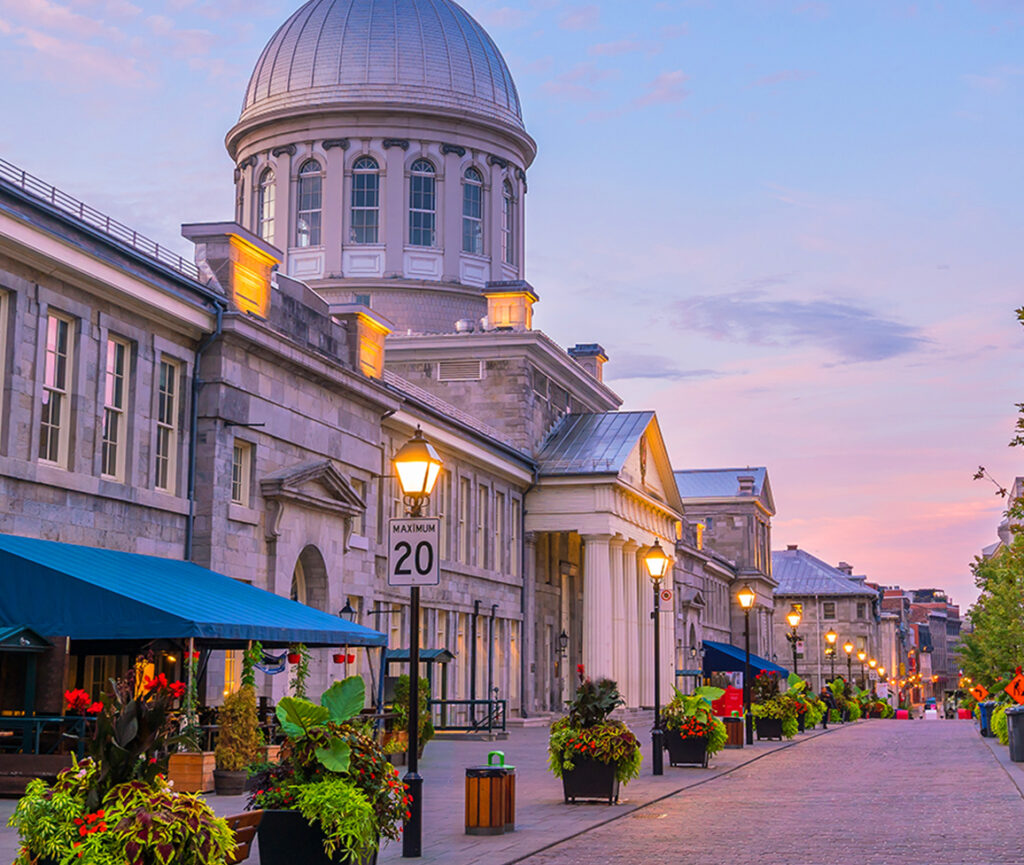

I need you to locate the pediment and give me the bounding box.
[620,416,684,515]
[260,460,366,542]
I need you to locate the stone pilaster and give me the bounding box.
[622,540,640,707]
[522,531,537,715]
[610,535,626,692]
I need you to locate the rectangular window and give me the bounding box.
[39,313,73,466]
[231,440,252,505]
[155,359,179,493]
[101,337,130,480]
[459,477,471,563]
[224,651,240,697]
[432,472,450,560]
[476,484,488,569]
[856,602,866,620]
[510,498,521,577]
[350,162,380,244]
[823,601,836,620]
[494,492,506,574]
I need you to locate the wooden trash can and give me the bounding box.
[465,766,506,836]
[723,716,745,749]
[487,751,516,831]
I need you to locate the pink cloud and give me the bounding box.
[633,70,689,107]
[541,62,616,100]
[559,4,599,31]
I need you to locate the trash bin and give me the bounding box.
[722,716,744,749]
[487,751,516,832]
[1006,706,1024,762]
[465,765,506,836]
[979,701,996,737]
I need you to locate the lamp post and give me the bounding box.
[868,658,877,691]
[843,640,854,683]
[857,650,867,689]
[825,629,838,682]
[643,540,670,776]
[393,427,443,859]
[785,606,802,676]
[737,584,756,745]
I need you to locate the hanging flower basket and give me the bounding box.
[288,653,302,664]
[333,653,347,664]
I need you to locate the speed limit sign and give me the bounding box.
[387,518,441,587]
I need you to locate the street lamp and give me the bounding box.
[338,600,357,622]
[643,539,670,776]
[785,606,802,676]
[868,658,877,692]
[843,640,854,682]
[825,629,838,681]
[737,584,756,745]
[857,650,867,688]
[393,427,443,859]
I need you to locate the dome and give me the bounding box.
[240,0,524,132]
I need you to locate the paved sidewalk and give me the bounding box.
[0,719,830,863]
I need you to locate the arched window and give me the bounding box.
[501,180,516,265]
[462,167,483,255]
[295,159,322,247]
[409,158,436,247]
[350,156,380,244]
[257,168,275,243]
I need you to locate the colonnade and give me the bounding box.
[581,533,675,708]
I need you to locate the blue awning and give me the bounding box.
[0,534,386,648]
[702,639,789,676]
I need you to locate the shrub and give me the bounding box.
[215,685,262,771]
[293,777,378,861]
[662,687,728,756]
[992,704,1010,745]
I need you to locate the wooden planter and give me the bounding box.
[798,713,806,733]
[561,756,620,805]
[664,730,709,767]
[755,717,784,741]
[214,768,248,795]
[168,751,216,793]
[257,809,378,865]
[259,744,282,763]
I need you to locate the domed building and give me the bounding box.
[226,0,537,334]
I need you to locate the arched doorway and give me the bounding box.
[291,545,328,611]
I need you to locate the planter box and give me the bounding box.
[168,751,216,793]
[259,744,282,763]
[561,756,620,804]
[797,714,806,733]
[664,730,709,767]
[214,768,248,795]
[755,717,783,741]
[258,809,377,865]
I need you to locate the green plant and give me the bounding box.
[847,701,862,721]
[391,675,435,755]
[290,644,312,698]
[751,671,782,702]
[752,696,798,738]
[180,653,201,750]
[9,764,233,865]
[215,685,262,771]
[293,777,378,861]
[565,666,625,727]
[242,642,263,689]
[993,704,1010,745]
[661,686,728,756]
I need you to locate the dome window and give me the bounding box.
[501,180,516,266]
[409,159,436,248]
[350,156,380,244]
[295,159,323,248]
[462,168,484,256]
[257,168,275,244]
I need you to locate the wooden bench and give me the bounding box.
[224,810,263,865]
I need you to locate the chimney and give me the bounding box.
[329,303,393,379]
[483,280,538,331]
[568,343,608,382]
[737,475,755,495]
[181,221,280,318]
[837,562,853,575]
[787,544,798,551]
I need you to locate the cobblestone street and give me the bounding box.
[517,720,1024,865]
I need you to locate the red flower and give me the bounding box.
[405,811,412,819]
[168,681,186,699]
[87,702,103,715]
[576,664,585,675]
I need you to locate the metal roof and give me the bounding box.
[536,412,653,476]
[241,0,524,130]
[771,548,879,597]
[674,467,767,498]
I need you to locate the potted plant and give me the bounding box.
[215,642,265,794]
[661,686,727,767]
[8,660,235,865]
[548,665,641,804]
[246,676,407,865]
[388,675,434,761]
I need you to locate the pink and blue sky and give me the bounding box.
[1,0,1021,609]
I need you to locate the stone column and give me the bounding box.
[272,148,293,258]
[522,531,537,716]
[384,143,405,278]
[637,548,653,706]
[622,540,640,707]
[442,148,462,282]
[609,536,626,692]
[322,143,345,277]
[581,534,614,681]
[488,160,504,281]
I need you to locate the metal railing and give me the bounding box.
[0,158,200,282]
[427,698,506,733]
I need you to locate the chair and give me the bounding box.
[224,810,263,865]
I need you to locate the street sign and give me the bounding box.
[1005,674,1024,705]
[660,588,673,604]
[387,518,441,587]
[970,684,989,702]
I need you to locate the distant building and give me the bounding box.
[771,546,880,691]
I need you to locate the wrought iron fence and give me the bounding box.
[427,698,506,733]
